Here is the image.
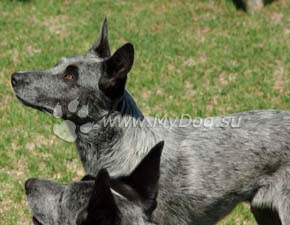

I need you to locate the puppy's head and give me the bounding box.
[11,18,134,123]
[25,141,164,225]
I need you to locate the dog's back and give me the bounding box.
[156,109,290,224]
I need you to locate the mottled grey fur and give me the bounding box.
[25,141,164,225]
[12,19,290,225]
[25,173,152,225]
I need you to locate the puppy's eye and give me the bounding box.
[63,65,78,82]
[64,73,74,81]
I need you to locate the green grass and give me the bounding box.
[0,0,290,224]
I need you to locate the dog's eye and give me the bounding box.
[63,66,78,82]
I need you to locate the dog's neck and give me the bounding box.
[76,90,158,176]
[117,91,144,119]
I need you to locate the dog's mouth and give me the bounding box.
[32,217,43,225]
[16,95,53,114]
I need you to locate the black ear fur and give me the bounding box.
[78,169,120,225]
[99,43,134,99]
[116,141,164,217]
[90,18,111,58]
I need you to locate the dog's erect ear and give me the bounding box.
[90,18,111,58]
[77,169,120,225]
[99,43,134,99]
[121,141,164,216]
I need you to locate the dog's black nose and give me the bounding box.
[25,178,37,195]
[11,72,24,87]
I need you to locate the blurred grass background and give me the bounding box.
[0,0,290,224]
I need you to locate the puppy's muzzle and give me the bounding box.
[25,178,38,195]
[11,72,29,88]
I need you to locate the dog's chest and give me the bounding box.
[75,135,97,173]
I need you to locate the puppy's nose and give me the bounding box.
[11,72,24,87]
[25,178,37,195]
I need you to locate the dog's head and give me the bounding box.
[11,19,134,123]
[25,141,164,225]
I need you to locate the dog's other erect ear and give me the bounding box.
[121,141,164,217]
[90,18,111,58]
[99,43,134,99]
[77,169,120,225]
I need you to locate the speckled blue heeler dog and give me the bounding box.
[12,19,290,225]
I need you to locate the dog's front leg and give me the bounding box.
[251,206,281,225]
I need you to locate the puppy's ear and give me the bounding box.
[121,141,164,217]
[99,43,134,99]
[90,18,111,58]
[77,169,120,225]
